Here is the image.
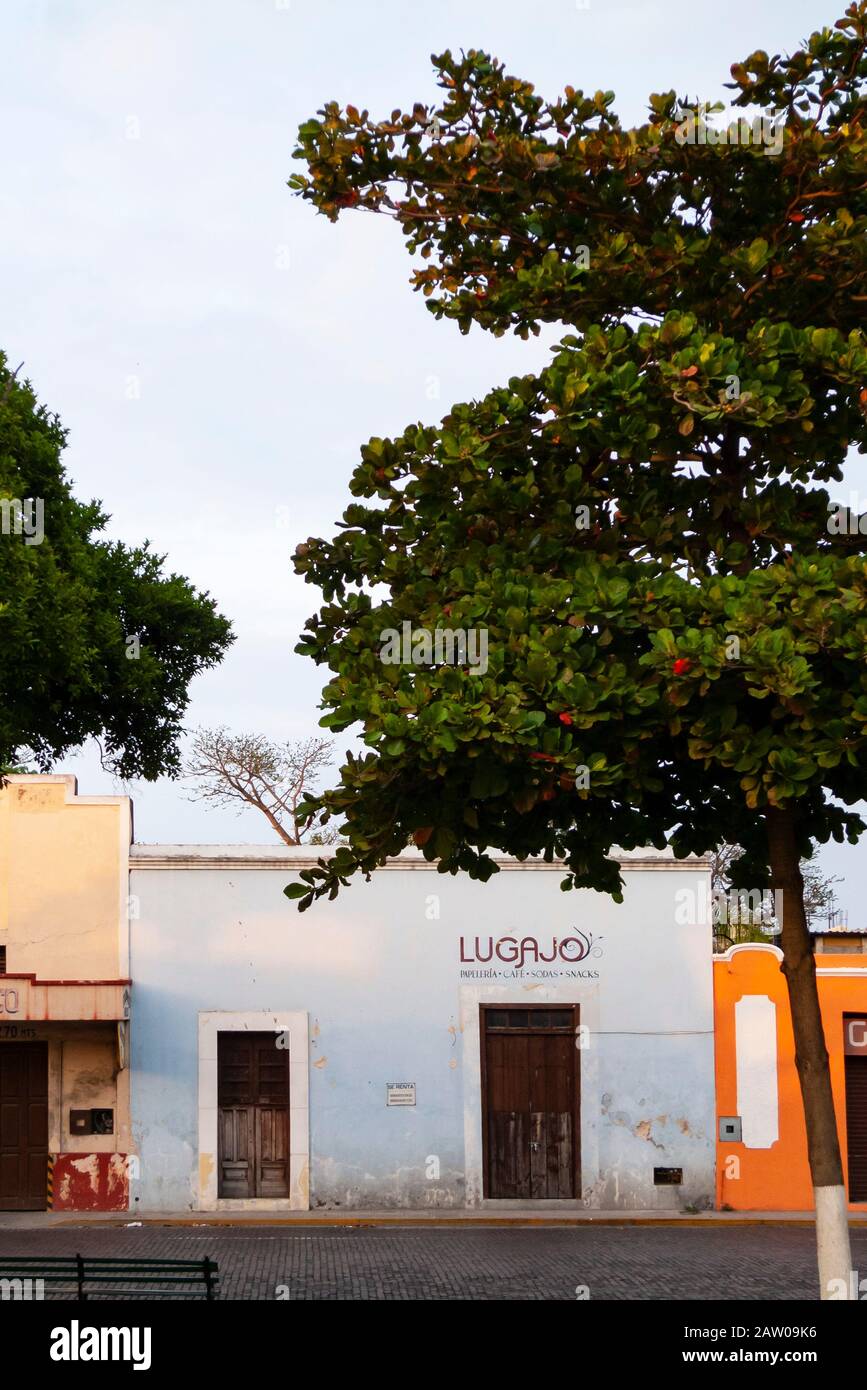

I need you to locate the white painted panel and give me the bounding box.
[735,994,779,1148]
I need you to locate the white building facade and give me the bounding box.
[129,845,715,1213]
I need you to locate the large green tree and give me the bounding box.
[289,8,867,1293]
[0,354,232,777]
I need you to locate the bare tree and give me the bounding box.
[181,728,339,845]
[802,863,845,933]
[712,842,843,950]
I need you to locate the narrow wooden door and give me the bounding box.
[845,1052,867,1202]
[0,1044,48,1210]
[482,1007,579,1199]
[218,1033,289,1199]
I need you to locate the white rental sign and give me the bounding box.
[386,1082,416,1107]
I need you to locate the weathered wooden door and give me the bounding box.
[0,1043,48,1210]
[482,1007,579,1199]
[218,1033,289,1199]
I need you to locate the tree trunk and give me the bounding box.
[765,806,852,1298]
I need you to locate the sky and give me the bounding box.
[1,0,863,916]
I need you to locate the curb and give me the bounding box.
[41,1213,867,1230]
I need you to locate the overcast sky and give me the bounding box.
[2,0,862,917]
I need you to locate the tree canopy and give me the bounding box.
[286,6,867,908]
[0,353,233,779]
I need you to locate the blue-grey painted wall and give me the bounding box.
[129,847,715,1211]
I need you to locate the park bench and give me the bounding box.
[0,1253,219,1300]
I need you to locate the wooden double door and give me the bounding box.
[482,1006,579,1199]
[217,1033,290,1199]
[0,1043,48,1210]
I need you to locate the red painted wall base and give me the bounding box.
[52,1153,130,1211]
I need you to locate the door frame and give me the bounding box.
[197,1010,309,1211]
[479,1004,581,1200]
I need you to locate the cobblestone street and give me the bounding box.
[2,1223,864,1300]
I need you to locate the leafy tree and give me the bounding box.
[0,353,232,778]
[182,728,338,844]
[288,9,867,1293]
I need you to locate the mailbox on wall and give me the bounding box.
[69,1109,114,1136]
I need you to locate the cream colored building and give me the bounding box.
[0,776,132,1210]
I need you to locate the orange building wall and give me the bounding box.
[714,944,867,1211]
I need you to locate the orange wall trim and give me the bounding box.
[714,944,867,1212]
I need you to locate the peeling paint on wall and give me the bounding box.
[198,1151,214,1194]
[53,1153,129,1211]
[634,1120,664,1149]
[296,1160,309,1205]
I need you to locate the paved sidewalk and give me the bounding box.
[1,1206,866,1229]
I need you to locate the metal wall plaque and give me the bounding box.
[719,1116,742,1142]
[386,1082,416,1107]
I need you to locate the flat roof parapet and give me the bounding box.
[130,844,710,871]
